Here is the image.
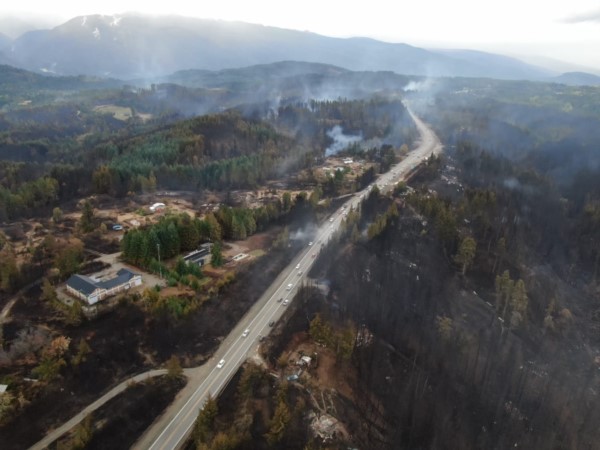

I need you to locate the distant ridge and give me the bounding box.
[5,13,554,81]
[161,61,350,88]
[552,72,600,86]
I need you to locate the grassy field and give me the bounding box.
[93,104,133,121]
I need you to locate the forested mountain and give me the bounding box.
[0,64,119,98]
[5,13,553,80]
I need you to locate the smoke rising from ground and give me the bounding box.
[325,125,362,156]
[403,80,429,92]
[289,223,319,242]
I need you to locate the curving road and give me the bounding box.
[27,109,442,450]
[29,369,169,450]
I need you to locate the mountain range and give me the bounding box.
[0,13,561,81]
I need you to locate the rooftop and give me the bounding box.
[67,268,139,295]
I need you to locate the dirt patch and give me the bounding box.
[157,286,193,297]
[243,231,274,252]
[308,343,353,399]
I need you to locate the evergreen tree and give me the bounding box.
[510,279,529,318]
[178,215,200,251]
[193,395,218,444]
[52,207,63,224]
[211,242,224,267]
[79,201,95,233]
[205,213,223,242]
[72,339,91,367]
[282,192,292,212]
[166,355,184,379]
[495,270,515,320]
[41,278,58,303]
[454,236,477,275]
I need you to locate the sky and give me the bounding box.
[2,0,600,72]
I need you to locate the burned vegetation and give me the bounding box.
[198,148,600,449]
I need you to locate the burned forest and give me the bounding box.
[1,16,600,450]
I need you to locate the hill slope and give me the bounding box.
[8,13,552,80]
[552,71,600,86]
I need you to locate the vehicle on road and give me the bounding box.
[217,359,225,369]
[286,283,293,290]
[308,241,313,246]
[277,297,283,303]
[268,320,275,327]
[283,299,289,306]
[297,270,303,276]
[295,264,300,269]
[258,335,265,342]
[329,218,334,222]
[242,329,250,337]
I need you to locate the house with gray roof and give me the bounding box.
[183,243,213,266]
[66,268,142,305]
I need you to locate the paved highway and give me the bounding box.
[141,108,443,450]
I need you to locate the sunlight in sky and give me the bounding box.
[2,0,600,70]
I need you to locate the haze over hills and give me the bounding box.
[551,72,600,86]
[0,32,10,48]
[1,13,559,81]
[432,49,555,81]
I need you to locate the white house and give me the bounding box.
[66,268,142,305]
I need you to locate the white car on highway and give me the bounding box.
[217,359,225,369]
[242,329,250,337]
[286,283,293,290]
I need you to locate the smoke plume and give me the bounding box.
[325,125,362,157]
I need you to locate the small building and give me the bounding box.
[149,202,166,212]
[66,268,142,305]
[183,243,213,266]
[343,158,354,164]
[300,355,312,367]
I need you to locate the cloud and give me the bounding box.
[562,9,600,24]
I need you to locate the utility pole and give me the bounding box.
[157,243,162,279]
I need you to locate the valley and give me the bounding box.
[0,10,600,449]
